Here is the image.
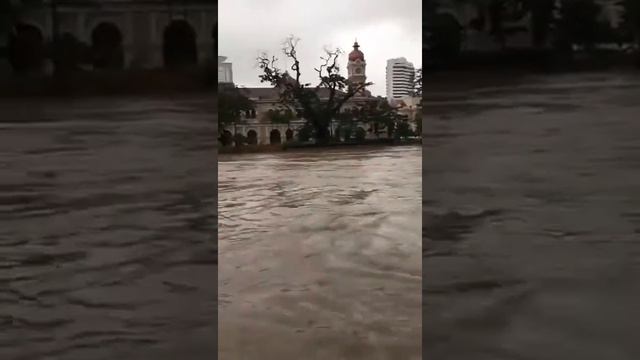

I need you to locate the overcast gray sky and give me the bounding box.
[219,0,421,97]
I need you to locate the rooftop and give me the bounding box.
[238,86,374,102]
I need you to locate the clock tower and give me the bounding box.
[347,40,366,93]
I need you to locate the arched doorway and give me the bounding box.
[270,129,282,144]
[8,23,44,74]
[285,128,294,141]
[163,20,197,69]
[246,130,258,145]
[91,22,124,69]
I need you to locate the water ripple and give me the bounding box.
[219,146,422,359]
[0,96,216,360]
[423,72,640,360]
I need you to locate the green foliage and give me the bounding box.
[357,97,399,138]
[555,0,601,50]
[414,67,422,96]
[620,0,640,44]
[0,5,13,32]
[525,0,557,47]
[266,108,295,124]
[488,0,508,46]
[425,12,463,65]
[333,126,342,141]
[619,0,640,67]
[257,36,372,142]
[484,0,530,47]
[233,133,246,147]
[218,84,254,129]
[331,97,401,141]
[354,127,367,142]
[297,125,313,142]
[220,130,233,146]
[342,126,352,141]
[395,121,414,140]
[1,0,45,28]
[424,0,640,69]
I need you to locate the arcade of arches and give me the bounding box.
[269,129,281,145]
[220,124,299,147]
[91,22,124,69]
[3,2,216,73]
[247,130,258,145]
[163,20,198,69]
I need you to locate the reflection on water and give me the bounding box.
[219,147,421,359]
[0,97,216,360]
[424,73,640,359]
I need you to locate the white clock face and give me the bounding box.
[355,67,362,74]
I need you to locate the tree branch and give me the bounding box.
[333,81,372,113]
[256,35,373,141]
[314,52,332,88]
[282,35,302,86]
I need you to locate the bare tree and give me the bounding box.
[257,35,372,142]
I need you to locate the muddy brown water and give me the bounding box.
[423,72,640,360]
[0,97,216,360]
[218,147,422,359]
[4,71,639,360]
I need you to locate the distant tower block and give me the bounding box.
[386,57,415,102]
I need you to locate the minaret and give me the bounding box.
[347,40,366,94]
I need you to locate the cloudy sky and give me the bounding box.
[219,0,421,97]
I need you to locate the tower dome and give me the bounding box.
[347,40,368,97]
[348,41,364,61]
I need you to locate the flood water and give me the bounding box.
[423,72,640,359]
[218,147,422,359]
[0,97,216,360]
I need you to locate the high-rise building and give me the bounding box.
[386,57,415,102]
[218,56,233,83]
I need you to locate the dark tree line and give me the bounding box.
[425,0,640,68]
